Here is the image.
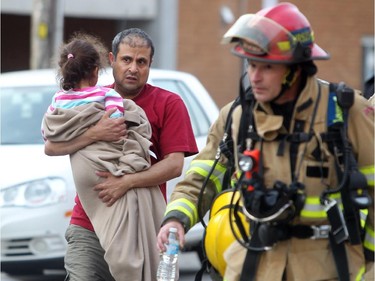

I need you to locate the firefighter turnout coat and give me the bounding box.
[162,76,374,281]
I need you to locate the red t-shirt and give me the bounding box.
[70,83,198,231]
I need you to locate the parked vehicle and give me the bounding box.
[0,68,219,275]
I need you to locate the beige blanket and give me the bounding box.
[43,100,165,281]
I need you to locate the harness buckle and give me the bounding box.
[311,225,331,239]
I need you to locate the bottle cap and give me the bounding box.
[169,227,178,233]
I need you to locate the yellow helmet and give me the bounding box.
[204,189,250,276]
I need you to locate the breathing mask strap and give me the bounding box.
[270,65,298,103]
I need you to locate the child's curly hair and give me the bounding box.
[58,32,109,91]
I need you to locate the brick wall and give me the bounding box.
[178,0,374,107]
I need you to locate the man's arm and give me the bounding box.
[94,152,184,206]
[44,109,126,156]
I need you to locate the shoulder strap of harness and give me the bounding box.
[322,82,371,244]
[220,72,257,190]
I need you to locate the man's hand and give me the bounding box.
[94,171,133,207]
[88,109,127,142]
[157,220,186,252]
[44,109,127,156]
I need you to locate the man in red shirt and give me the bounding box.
[45,28,198,281]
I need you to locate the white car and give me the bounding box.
[0,68,219,275]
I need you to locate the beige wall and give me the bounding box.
[178,0,374,107]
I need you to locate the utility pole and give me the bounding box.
[30,0,64,69]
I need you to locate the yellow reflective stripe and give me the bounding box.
[355,265,365,281]
[187,167,222,193]
[300,209,326,219]
[300,195,339,219]
[277,41,291,52]
[333,96,344,123]
[190,160,227,174]
[165,198,198,225]
[328,193,342,200]
[300,197,326,218]
[359,165,375,187]
[360,209,368,228]
[363,224,375,252]
[187,160,226,193]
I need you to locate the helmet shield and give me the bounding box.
[222,14,329,63]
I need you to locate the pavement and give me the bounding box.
[1,251,212,281]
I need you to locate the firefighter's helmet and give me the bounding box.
[222,2,330,64]
[204,190,250,276]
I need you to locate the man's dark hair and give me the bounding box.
[112,28,155,63]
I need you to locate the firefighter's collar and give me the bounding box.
[254,112,284,140]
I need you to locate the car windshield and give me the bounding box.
[1,86,56,145]
[1,74,214,145]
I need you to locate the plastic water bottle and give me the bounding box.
[156,227,179,281]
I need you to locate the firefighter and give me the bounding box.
[157,3,374,281]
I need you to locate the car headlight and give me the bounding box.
[0,177,67,207]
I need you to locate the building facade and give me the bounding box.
[1,0,373,107]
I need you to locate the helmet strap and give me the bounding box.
[270,65,297,103]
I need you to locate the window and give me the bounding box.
[1,86,56,145]
[362,36,374,92]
